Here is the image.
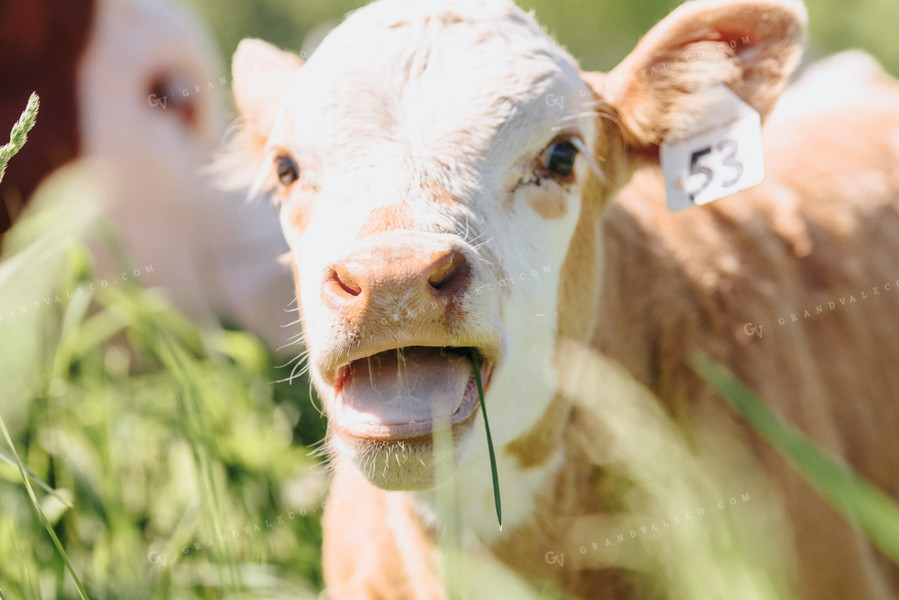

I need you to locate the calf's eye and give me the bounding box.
[275,154,300,186]
[541,140,577,178]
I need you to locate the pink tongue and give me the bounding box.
[339,348,472,426]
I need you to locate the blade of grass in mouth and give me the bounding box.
[469,349,502,529]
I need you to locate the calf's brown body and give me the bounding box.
[323,62,899,600]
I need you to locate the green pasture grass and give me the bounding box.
[0,92,91,599]
[693,354,899,565]
[0,165,325,598]
[469,349,502,529]
[0,92,38,183]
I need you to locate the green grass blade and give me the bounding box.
[0,449,73,508]
[153,329,242,591]
[692,353,899,564]
[0,413,90,599]
[0,92,39,184]
[470,349,502,529]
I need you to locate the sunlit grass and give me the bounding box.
[0,92,90,600]
[469,349,501,529]
[0,166,326,599]
[557,341,796,599]
[0,416,89,599]
[0,92,38,182]
[693,353,899,565]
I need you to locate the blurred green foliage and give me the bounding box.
[181,0,899,80]
[0,168,327,598]
[694,354,899,566]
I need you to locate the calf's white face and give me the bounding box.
[231,0,806,493]
[233,0,598,491]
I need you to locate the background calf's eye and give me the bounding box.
[541,141,577,178]
[275,154,300,185]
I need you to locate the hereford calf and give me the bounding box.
[229,0,899,597]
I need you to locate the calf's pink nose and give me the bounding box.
[323,247,470,314]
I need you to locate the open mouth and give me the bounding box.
[332,346,492,440]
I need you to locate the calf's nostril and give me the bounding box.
[426,252,468,292]
[329,267,362,298]
[427,263,453,290]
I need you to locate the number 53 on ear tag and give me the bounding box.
[660,85,765,211]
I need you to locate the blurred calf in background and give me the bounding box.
[0,0,294,350]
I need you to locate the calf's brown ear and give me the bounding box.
[587,0,806,157]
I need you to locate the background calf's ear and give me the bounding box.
[232,38,303,141]
[598,0,807,155]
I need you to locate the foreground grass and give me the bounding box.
[0,168,327,599]
[693,354,899,565]
[0,92,38,182]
